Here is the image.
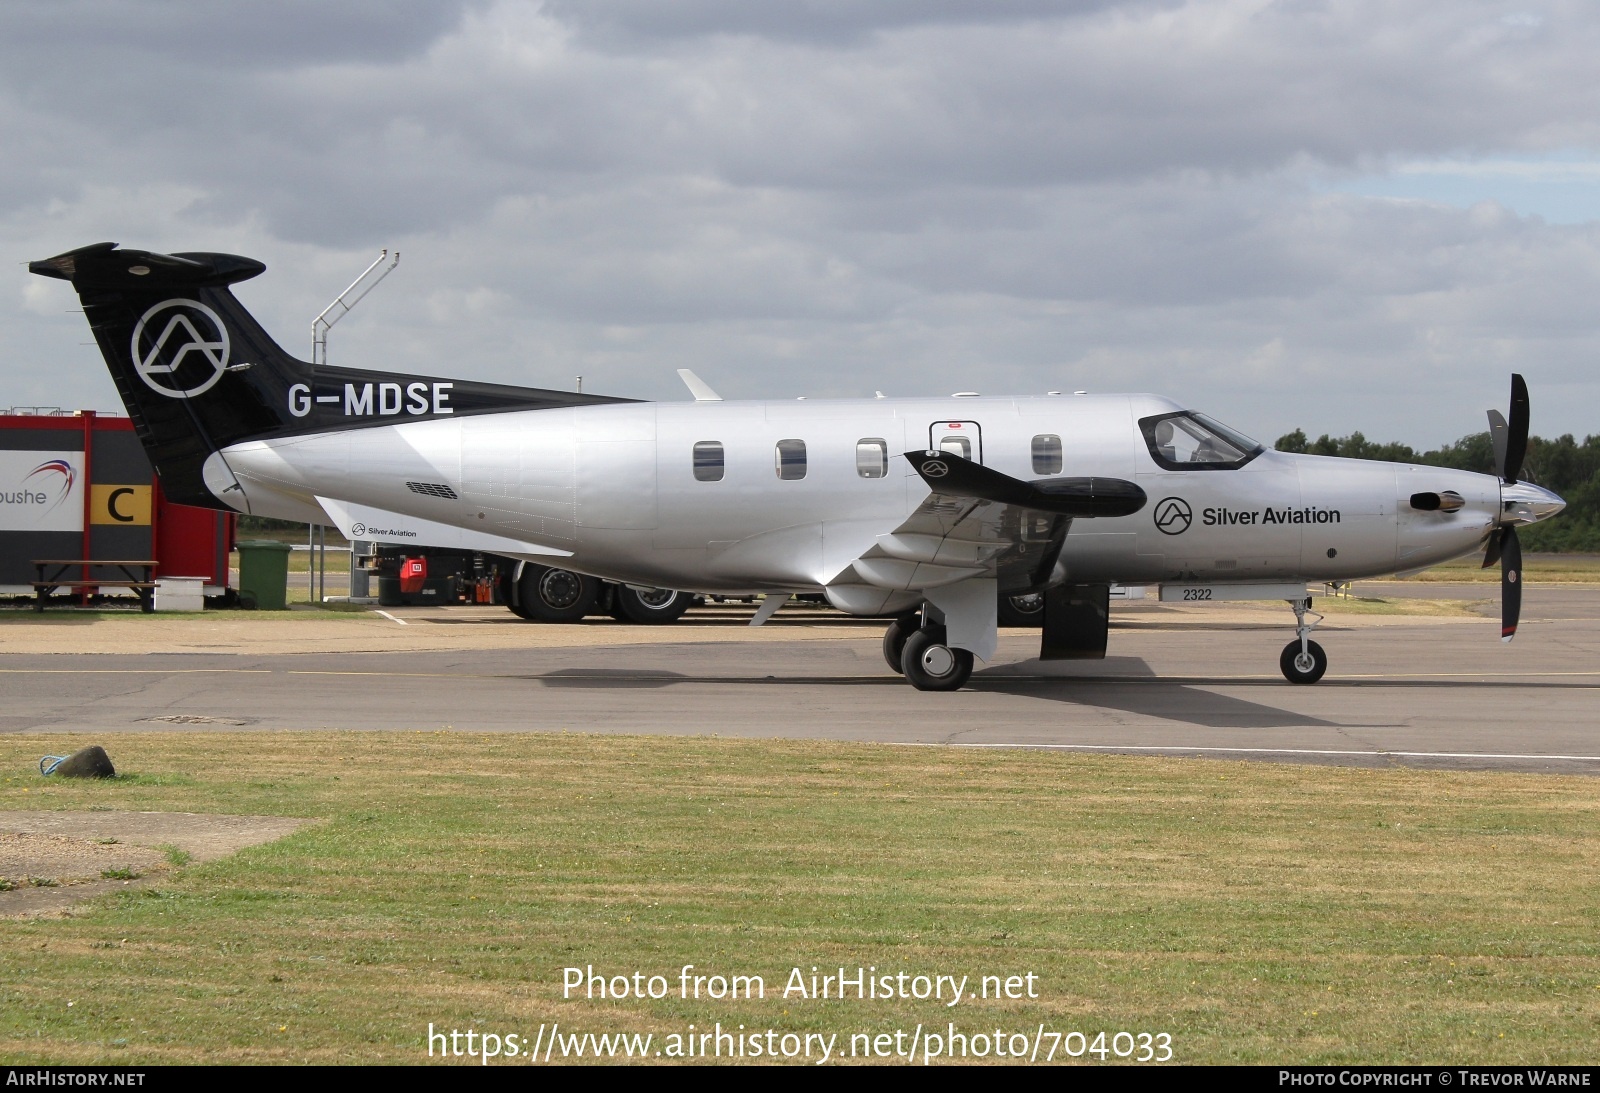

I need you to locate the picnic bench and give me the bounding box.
[31,559,158,612]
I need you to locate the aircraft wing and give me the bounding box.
[825,451,1146,656]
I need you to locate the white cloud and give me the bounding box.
[1,0,1598,445]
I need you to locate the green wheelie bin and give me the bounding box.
[235,540,293,610]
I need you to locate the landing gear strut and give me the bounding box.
[1279,597,1327,684]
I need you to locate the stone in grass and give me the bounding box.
[52,746,115,779]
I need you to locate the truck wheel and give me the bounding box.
[614,586,691,624]
[517,566,598,622]
[997,592,1045,628]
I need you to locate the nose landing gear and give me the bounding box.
[1280,597,1327,684]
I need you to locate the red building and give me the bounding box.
[0,410,234,597]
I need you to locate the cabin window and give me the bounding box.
[938,435,971,460]
[1032,434,1062,475]
[856,438,888,478]
[693,441,724,482]
[775,439,807,480]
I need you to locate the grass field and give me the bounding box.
[2,733,1596,1065]
[1390,554,1600,584]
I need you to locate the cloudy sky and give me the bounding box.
[4,0,1598,447]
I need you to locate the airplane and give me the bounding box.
[29,242,1567,690]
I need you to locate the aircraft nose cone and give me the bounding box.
[1501,481,1565,525]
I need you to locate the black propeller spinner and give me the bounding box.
[1482,374,1529,642]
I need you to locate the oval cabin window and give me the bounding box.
[775,439,807,480]
[693,441,724,482]
[856,438,888,478]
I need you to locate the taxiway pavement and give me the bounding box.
[3,586,1597,774]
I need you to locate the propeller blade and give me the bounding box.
[1487,409,1509,482]
[1481,529,1502,569]
[1500,526,1522,642]
[1504,373,1529,485]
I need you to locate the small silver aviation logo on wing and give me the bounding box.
[1154,496,1193,535]
[130,299,231,398]
[921,460,950,478]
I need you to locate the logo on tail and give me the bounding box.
[131,299,231,398]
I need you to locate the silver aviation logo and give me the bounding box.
[921,460,950,478]
[1154,496,1193,535]
[130,299,231,399]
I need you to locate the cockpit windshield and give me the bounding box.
[1139,411,1263,471]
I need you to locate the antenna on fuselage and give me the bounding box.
[312,248,400,366]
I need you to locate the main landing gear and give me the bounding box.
[1280,597,1327,684]
[883,614,974,692]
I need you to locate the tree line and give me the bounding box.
[1274,429,1599,552]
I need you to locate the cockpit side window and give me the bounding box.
[1139,412,1263,471]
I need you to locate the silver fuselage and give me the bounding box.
[210,393,1527,603]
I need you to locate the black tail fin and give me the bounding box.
[30,242,632,508]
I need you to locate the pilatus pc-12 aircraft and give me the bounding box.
[31,243,1566,691]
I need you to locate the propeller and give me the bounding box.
[1482,374,1530,642]
[1498,523,1522,643]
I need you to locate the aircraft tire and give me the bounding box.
[1279,639,1327,685]
[507,600,537,621]
[901,628,974,692]
[997,591,1045,628]
[518,565,599,622]
[881,617,916,674]
[614,586,692,625]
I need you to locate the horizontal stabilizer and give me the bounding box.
[903,451,1146,518]
[29,242,265,287]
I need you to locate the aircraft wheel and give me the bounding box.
[1279,639,1327,685]
[901,628,974,692]
[517,565,598,622]
[998,591,1045,628]
[614,585,692,625]
[882,616,916,674]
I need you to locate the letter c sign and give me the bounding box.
[90,484,153,525]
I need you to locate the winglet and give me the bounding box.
[677,369,723,401]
